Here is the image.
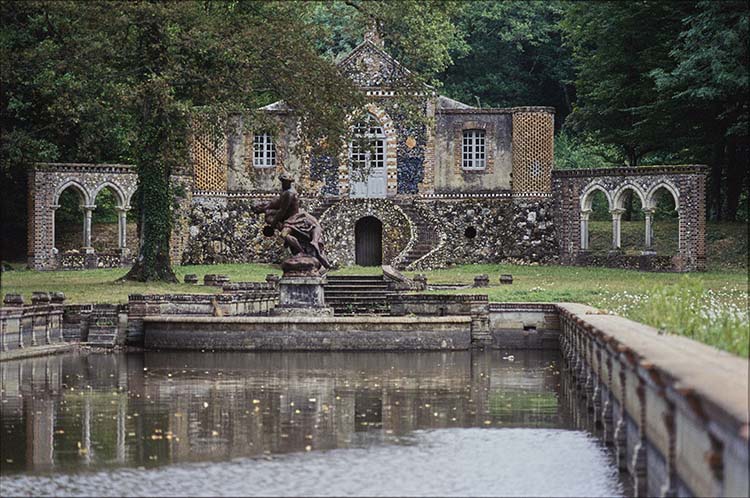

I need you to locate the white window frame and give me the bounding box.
[462,129,486,171]
[253,132,276,168]
[349,116,385,178]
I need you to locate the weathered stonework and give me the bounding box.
[552,166,707,272]
[27,163,138,270]
[408,197,557,269]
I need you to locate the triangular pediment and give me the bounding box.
[337,40,411,88]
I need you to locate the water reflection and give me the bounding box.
[1,350,567,474]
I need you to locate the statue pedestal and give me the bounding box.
[272,276,333,317]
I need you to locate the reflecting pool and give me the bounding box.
[0,350,624,496]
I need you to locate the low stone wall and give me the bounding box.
[488,303,559,349]
[574,251,675,272]
[557,303,748,498]
[126,288,278,345]
[410,197,557,269]
[388,294,491,345]
[142,315,472,351]
[182,195,558,269]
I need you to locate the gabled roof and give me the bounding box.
[260,38,477,111]
[336,39,412,88]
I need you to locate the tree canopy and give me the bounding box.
[1,0,747,274]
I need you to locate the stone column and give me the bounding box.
[82,204,96,252]
[580,209,591,250]
[49,204,60,252]
[643,208,655,252]
[610,208,624,249]
[117,207,128,249]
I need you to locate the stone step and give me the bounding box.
[87,334,117,347]
[324,284,389,291]
[326,290,392,297]
[326,275,385,281]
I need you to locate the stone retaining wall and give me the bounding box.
[126,288,278,346]
[182,195,558,268]
[557,303,748,498]
[142,316,473,351]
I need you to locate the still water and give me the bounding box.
[0,350,624,497]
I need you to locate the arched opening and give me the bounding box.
[349,114,387,198]
[54,186,86,252]
[355,216,383,266]
[92,186,124,253]
[582,189,611,252]
[649,186,679,255]
[615,187,645,254]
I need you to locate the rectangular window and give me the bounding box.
[462,129,486,170]
[253,133,276,168]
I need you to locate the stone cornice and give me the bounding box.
[552,165,708,178]
[438,106,555,115]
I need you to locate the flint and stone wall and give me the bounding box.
[552,166,707,272]
[182,194,557,269]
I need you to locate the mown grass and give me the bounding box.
[2,261,747,355]
[2,222,747,355]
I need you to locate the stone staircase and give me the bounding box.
[324,275,395,315]
[395,202,440,270]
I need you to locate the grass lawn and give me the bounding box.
[2,260,747,356]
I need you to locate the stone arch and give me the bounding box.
[91,181,128,209]
[354,215,383,265]
[645,181,679,211]
[53,180,91,207]
[320,198,413,266]
[580,182,613,212]
[613,183,647,210]
[579,182,613,251]
[338,103,398,197]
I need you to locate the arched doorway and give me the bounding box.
[355,216,383,266]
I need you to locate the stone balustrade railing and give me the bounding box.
[1,293,66,353]
[557,303,748,498]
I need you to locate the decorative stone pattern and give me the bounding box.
[408,198,557,269]
[552,166,707,272]
[27,163,138,270]
[310,155,340,196]
[512,110,554,194]
[191,120,228,192]
[337,39,410,88]
[182,195,285,265]
[319,198,412,267]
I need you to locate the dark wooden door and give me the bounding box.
[355,216,383,266]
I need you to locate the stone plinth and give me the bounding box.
[272,276,333,317]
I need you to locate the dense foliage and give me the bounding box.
[2,1,747,278]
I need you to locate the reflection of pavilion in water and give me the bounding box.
[0,351,563,472]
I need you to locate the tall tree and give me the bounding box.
[561,1,692,166]
[651,1,749,220]
[440,1,574,124]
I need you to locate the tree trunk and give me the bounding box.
[121,81,178,283]
[710,137,725,221]
[723,137,744,221]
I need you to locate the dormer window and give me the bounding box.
[253,133,276,168]
[462,129,486,170]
